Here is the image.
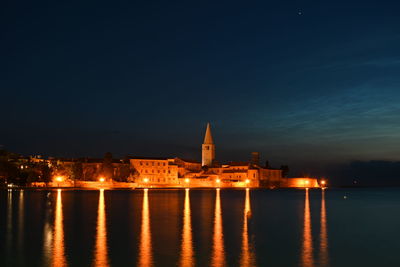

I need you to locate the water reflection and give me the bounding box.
[94,189,110,267]
[43,195,53,267]
[52,189,67,267]
[18,190,24,244]
[319,189,329,266]
[211,188,225,267]
[180,188,194,267]
[302,189,314,267]
[138,188,153,267]
[18,190,25,265]
[240,188,255,267]
[7,190,13,261]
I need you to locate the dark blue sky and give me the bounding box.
[1,0,400,175]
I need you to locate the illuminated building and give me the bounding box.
[202,122,215,166]
[132,123,285,188]
[18,123,307,188]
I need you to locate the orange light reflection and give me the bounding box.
[240,188,255,267]
[302,189,314,267]
[138,188,153,267]
[211,188,225,267]
[179,188,194,267]
[319,189,329,266]
[52,189,67,267]
[6,190,13,260]
[93,189,109,267]
[18,190,24,263]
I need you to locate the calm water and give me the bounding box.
[1,188,400,267]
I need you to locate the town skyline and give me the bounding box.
[2,1,400,184]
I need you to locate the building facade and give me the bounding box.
[132,123,285,188]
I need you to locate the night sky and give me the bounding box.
[2,1,400,177]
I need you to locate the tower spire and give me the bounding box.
[203,123,214,144]
[202,123,215,166]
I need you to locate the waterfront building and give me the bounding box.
[129,157,179,186]
[3,123,322,188]
[132,123,285,188]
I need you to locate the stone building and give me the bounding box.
[129,157,179,186]
[132,123,284,188]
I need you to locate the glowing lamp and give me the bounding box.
[245,179,250,184]
[143,178,149,183]
[185,178,190,183]
[99,177,105,182]
[216,179,221,183]
[56,176,63,182]
[305,180,310,184]
[321,180,326,185]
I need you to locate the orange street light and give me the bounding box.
[143,178,149,183]
[55,176,63,188]
[99,177,105,182]
[321,180,326,185]
[185,178,190,183]
[245,179,250,184]
[216,179,221,183]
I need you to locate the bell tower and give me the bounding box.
[202,123,215,166]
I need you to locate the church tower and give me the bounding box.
[202,123,215,166]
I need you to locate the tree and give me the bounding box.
[114,164,131,182]
[70,160,83,186]
[280,165,289,177]
[0,157,19,185]
[102,152,114,181]
[265,161,270,168]
[40,163,52,185]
